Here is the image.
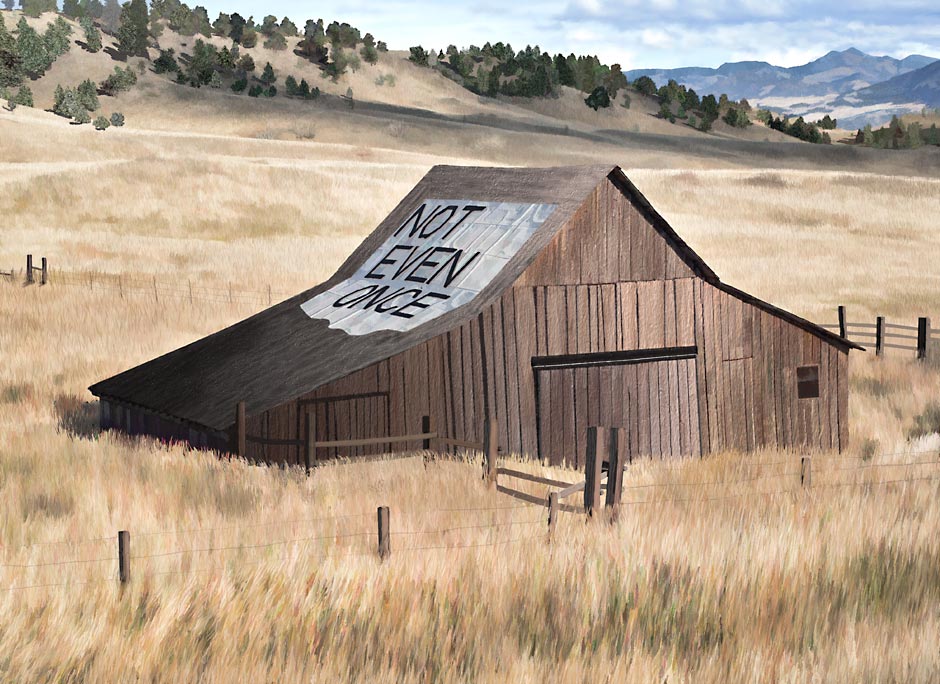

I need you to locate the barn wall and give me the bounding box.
[695,280,848,454]
[517,179,695,286]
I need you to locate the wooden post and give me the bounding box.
[547,491,558,539]
[118,275,124,299]
[188,279,193,305]
[152,276,158,302]
[917,317,931,361]
[584,426,605,516]
[875,316,885,357]
[118,530,130,584]
[304,410,315,475]
[483,416,497,487]
[228,283,233,304]
[267,284,272,306]
[421,415,431,450]
[40,257,47,285]
[25,254,33,284]
[801,457,811,488]
[377,506,390,560]
[838,305,847,339]
[605,427,626,521]
[235,401,246,459]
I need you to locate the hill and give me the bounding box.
[844,59,940,109]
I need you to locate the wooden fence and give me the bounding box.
[233,401,494,476]
[0,255,48,285]
[820,305,935,360]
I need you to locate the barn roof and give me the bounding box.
[89,164,860,432]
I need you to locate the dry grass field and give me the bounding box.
[2,62,940,681]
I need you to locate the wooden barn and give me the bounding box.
[90,165,861,467]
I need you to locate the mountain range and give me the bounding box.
[627,49,939,129]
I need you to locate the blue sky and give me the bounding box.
[202,0,940,69]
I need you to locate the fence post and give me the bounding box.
[118,530,130,584]
[875,316,885,357]
[838,305,847,339]
[235,401,246,459]
[25,254,33,284]
[483,416,497,487]
[305,410,315,475]
[188,279,193,305]
[547,491,558,540]
[267,284,272,306]
[606,427,626,522]
[40,257,47,285]
[152,276,158,302]
[801,457,812,488]
[118,275,124,299]
[422,415,431,450]
[584,426,605,516]
[377,506,390,560]
[917,317,931,361]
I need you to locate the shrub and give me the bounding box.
[5,97,14,111]
[72,108,90,124]
[584,86,611,111]
[231,77,247,93]
[908,402,940,439]
[858,438,879,462]
[240,28,257,48]
[153,48,179,74]
[76,78,99,111]
[248,84,262,97]
[360,43,378,65]
[236,54,255,72]
[100,66,137,95]
[265,85,276,97]
[408,45,429,66]
[93,114,110,130]
[263,32,286,51]
[110,111,125,126]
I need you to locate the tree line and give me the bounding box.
[854,116,940,149]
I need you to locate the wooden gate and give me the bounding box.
[300,391,391,460]
[533,347,701,466]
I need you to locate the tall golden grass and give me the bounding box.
[1,113,940,681]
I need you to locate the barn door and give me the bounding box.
[533,349,701,467]
[300,392,390,461]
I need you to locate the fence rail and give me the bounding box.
[821,306,934,360]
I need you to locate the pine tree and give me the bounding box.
[284,73,297,95]
[360,43,377,65]
[63,0,84,18]
[117,0,149,56]
[80,17,102,52]
[76,78,99,110]
[110,111,124,126]
[297,78,310,98]
[13,84,33,107]
[44,17,72,58]
[0,15,24,88]
[259,61,275,84]
[16,17,51,77]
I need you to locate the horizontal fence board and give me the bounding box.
[437,437,483,450]
[882,342,918,351]
[495,484,546,506]
[316,432,437,449]
[850,332,877,339]
[847,322,878,329]
[245,435,303,446]
[556,480,587,499]
[496,467,578,490]
[884,323,919,332]
[886,332,919,341]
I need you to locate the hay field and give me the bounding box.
[2,107,940,682]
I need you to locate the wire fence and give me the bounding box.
[3,448,939,593]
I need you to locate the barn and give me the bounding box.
[90,165,861,467]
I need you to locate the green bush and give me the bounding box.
[93,114,110,130]
[908,402,940,439]
[110,111,125,126]
[231,77,247,93]
[584,85,610,111]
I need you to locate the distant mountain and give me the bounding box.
[626,49,937,101]
[842,60,940,108]
[626,48,938,127]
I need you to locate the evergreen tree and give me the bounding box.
[208,71,221,88]
[239,28,256,48]
[230,76,246,92]
[297,77,310,98]
[408,46,429,66]
[284,73,297,95]
[63,0,85,18]
[259,61,275,84]
[93,114,110,129]
[117,0,149,56]
[584,85,610,111]
[632,75,656,96]
[13,84,32,106]
[44,17,72,58]
[186,39,217,85]
[228,12,245,42]
[153,47,178,73]
[279,17,297,36]
[16,17,51,77]
[236,53,254,72]
[212,12,232,37]
[22,0,57,18]
[263,31,286,50]
[110,111,124,126]
[80,17,102,52]
[0,15,24,88]
[100,0,122,32]
[360,43,378,65]
[76,78,99,110]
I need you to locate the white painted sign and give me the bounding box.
[301,199,557,335]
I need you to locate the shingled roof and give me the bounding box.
[90,164,859,432]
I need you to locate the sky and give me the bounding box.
[199,0,940,69]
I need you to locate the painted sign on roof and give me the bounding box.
[301,199,556,335]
